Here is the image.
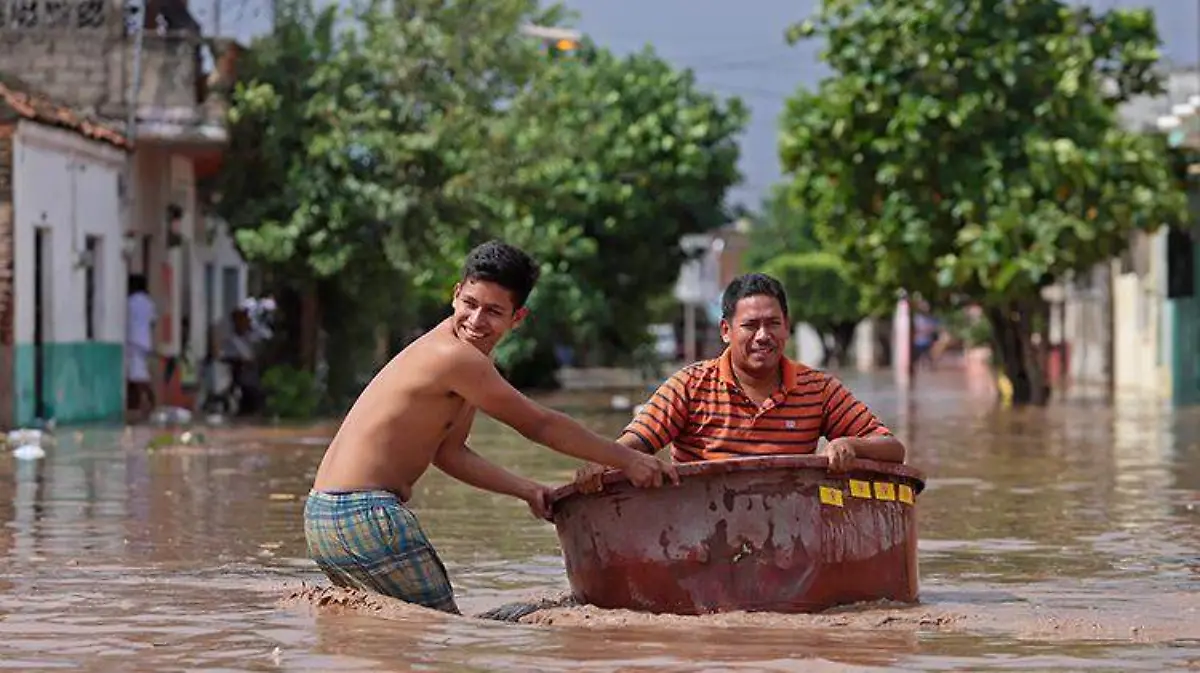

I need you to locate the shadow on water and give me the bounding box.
[1,370,1198,670]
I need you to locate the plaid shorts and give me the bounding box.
[304,489,460,614]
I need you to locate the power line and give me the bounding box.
[693,59,824,75]
[700,81,797,101]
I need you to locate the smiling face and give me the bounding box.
[721,294,790,377]
[451,279,528,353]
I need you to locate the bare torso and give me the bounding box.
[312,320,474,501]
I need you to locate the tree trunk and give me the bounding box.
[373,324,391,369]
[875,319,892,368]
[817,333,832,368]
[830,322,857,369]
[986,300,1051,406]
[299,285,321,373]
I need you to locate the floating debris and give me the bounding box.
[150,406,193,426]
[7,429,45,446]
[11,444,46,460]
[146,430,207,451]
[7,428,50,460]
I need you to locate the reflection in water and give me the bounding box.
[0,371,1197,670]
[8,455,46,574]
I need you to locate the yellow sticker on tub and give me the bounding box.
[819,486,844,507]
[898,484,914,504]
[849,480,873,498]
[874,482,896,501]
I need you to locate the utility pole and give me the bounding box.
[122,0,147,263]
[118,0,148,415]
[125,0,145,141]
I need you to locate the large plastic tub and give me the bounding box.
[548,455,926,615]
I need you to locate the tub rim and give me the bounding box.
[549,455,927,507]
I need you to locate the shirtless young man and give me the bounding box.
[306,240,678,614]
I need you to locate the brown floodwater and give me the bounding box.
[2,370,1199,671]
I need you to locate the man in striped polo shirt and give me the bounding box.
[576,273,905,491]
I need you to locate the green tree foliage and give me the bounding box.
[744,184,821,269]
[744,185,867,367]
[493,45,747,385]
[215,1,747,393]
[215,0,561,400]
[780,0,1188,404]
[220,0,554,279]
[760,252,862,367]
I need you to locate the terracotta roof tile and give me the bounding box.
[0,77,131,150]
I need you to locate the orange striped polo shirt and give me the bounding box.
[621,348,892,462]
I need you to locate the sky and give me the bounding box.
[190,0,1200,210]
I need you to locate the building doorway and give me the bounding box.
[33,227,50,420]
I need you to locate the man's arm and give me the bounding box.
[617,433,658,454]
[443,342,677,486]
[820,375,906,467]
[573,372,692,492]
[573,434,656,493]
[619,370,693,454]
[828,434,906,463]
[433,408,540,500]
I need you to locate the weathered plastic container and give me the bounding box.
[549,455,926,615]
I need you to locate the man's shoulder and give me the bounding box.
[401,324,491,378]
[672,357,720,382]
[405,325,464,358]
[787,359,833,390]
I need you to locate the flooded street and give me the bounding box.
[2,372,1199,671]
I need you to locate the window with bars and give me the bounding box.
[84,235,100,341]
[0,0,106,29]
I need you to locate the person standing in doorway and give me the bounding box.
[126,274,157,422]
[220,307,264,416]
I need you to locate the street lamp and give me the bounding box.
[519,24,581,42]
[519,24,583,57]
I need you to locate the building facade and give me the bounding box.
[0,83,131,427]
[1112,70,1200,406]
[1165,223,1200,405]
[0,0,248,424]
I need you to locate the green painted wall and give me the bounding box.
[1171,239,1200,407]
[13,342,124,425]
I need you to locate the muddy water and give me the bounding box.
[2,371,1199,671]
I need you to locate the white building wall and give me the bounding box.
[125,148,250,392]
[128,146,168,370]
[11,121,126,345]
[127,147,210,360]
[168,153,198,359]
[195,215,248,334]
[1112,230,1171,398]
[854,318,877,371]
[1063,264,1111,388]
[193,216,248,399]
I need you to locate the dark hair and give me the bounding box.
[721,273,789,321]
[461,240,541,308]
[128,274,148,295]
